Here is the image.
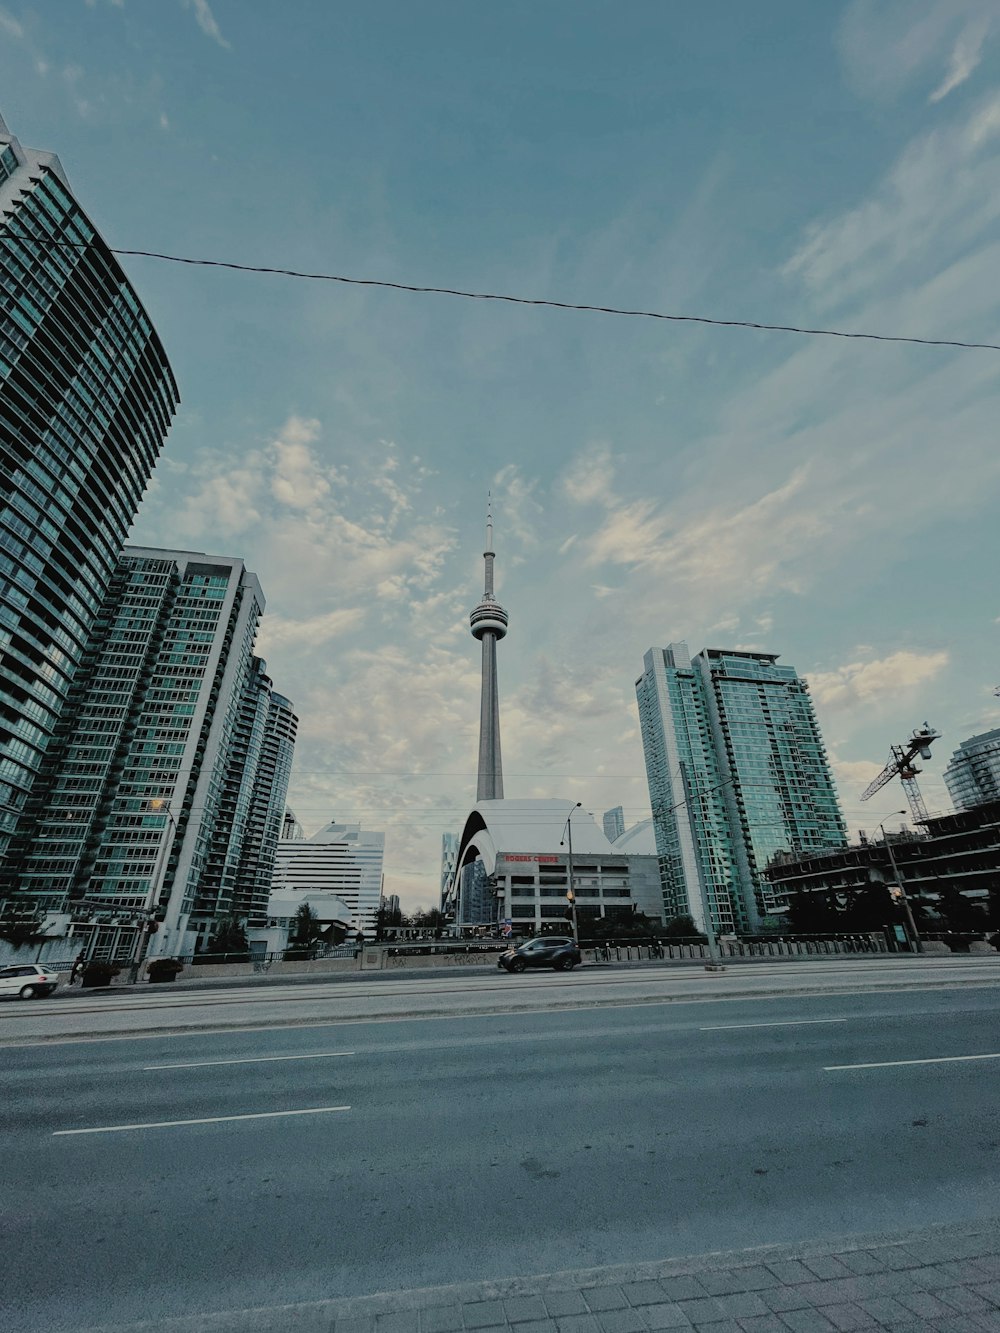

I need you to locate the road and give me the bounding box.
[3,964,1000,1330]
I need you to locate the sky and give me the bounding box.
[2,0,999,909]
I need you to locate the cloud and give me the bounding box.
[491,463,543,556]
[563,443,616,506]
[783,91,1000,309]
[0,8,23,38]
[807,650,950,711]
[930,16,991,101]
[269,415,334,510]
[838,1,996,102]
[258,607,366,652]
[181,0,229,48]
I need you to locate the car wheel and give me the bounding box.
[19,984,37,1000]
[510,957,526,973]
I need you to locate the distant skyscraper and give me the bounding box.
[944,728,1000,812]
[637,643,846,933]
[273,820,385,936]
[602,806,625,843]
[0,115,179,874]
[7,548,294,961]
[234,681,299,929]
[470,501,508,801]
[440,831,459,910]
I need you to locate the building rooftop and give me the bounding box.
[612,817,657,855]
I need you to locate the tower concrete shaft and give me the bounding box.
[470,500,508,801]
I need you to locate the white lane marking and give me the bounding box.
[702,1019,847,1030]
[144,1050,355,1070]
[826,1053,1000,1071]
[52,1105,351,1135]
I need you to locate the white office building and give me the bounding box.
[272,819,385,936]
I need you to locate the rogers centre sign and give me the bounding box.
[501,854,560,863]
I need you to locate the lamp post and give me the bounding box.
[128,798,176,983]
[559,802,582,945]
[878,811,922,954]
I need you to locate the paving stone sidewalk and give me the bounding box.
[89,1217,1000,1332]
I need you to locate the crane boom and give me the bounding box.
[860,723,940,823]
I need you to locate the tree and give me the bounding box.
[937,887,988,933]
[582,911,664,943]
[207,915,248,956]
[785,889,840,933]
[0,902,48,950]
[662,914,706,939]
[291,903,321,946]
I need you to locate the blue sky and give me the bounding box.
[2,1,999,907]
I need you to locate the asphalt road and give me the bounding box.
[4,975,1000,1331]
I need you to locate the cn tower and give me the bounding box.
[469,499,508,801]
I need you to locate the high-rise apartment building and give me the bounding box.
[273,820,385,936]
[8,547,295,961]
[602,806,625,843]
[0,115,179,871]
[636,643,846,933]
[236,686,298,929]
[440,831,459,910]
[944,728,1000,813]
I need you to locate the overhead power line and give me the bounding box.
[6,233,1000,353]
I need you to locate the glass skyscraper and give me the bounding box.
[944,728,1000,813]
[8,548,296,962]
[637,643,846,933]
[0,114,178,875]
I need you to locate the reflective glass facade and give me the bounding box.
[638,644,846,931]
[235,685,298,927]
[7,549,294,960]
[944,728,1000,813]
[0,120,178,875]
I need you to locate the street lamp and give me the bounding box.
[878,811,922,954]
[128,798,176,983]
[559,802,582,945]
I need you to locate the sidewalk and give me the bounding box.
[86,1217,1000,1331]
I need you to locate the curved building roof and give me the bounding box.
[455,799,617,877]
[612,817,657,855]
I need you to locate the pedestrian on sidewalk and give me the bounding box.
[70,950,86,985]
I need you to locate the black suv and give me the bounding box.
[497,936,581,973]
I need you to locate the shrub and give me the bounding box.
[81,961,121,988]
[146,957,183,982]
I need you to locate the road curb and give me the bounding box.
[80,1215,1000,1331]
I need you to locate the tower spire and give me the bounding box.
[470,496,508,801]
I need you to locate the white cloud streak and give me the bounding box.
[930,16,991,101]
[181,0,229,49]
[0,7,23,38]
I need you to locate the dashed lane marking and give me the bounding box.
[144,1050,355,1070]
[825,1052,1000,1071]
[52,1105,351,1135]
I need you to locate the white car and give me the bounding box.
[0,963,59,999]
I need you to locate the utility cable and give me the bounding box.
[4,232,999,352]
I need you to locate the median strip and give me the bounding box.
[143,1050,355,1070]
[52,1105,351,1135]
[825,1053,1000,1071]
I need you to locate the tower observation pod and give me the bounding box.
[470,501,508,801]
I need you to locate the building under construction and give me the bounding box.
[764,799,1000,932]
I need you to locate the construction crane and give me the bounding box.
[860,722,940,823]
